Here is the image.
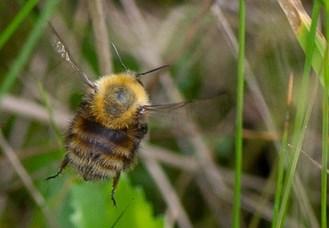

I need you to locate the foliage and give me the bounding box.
[1,0,329,227]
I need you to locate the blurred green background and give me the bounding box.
[0,0,326,227]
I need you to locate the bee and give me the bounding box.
[46,25,187,206]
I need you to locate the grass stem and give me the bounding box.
[321,5,329,228]
[0,0,59,100]
[275,1,321,227]
[233,0,245,227]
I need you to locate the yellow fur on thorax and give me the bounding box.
[91,73,149,129]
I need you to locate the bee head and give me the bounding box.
[91,73,149,129]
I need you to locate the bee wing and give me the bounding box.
[145,94,230,139]
[144,91,228,112]
[143,101,191,112]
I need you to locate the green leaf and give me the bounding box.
[70,175,163,228]
[0,0,59,100]
[0,0,39,50]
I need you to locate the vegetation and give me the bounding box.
[0,0,328,227]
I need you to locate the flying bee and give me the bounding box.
[46,25,189,206]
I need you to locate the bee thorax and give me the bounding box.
[104,86,135,117]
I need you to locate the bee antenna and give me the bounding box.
[136,64,170,77]
[111,42,128,72]
[48,23,96,90]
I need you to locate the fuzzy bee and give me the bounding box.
[47,25,187,206]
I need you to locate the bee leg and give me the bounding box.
[111,172,121,207]
[46,154,69,180]
[83,175,90,181]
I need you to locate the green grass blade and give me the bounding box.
[321,60,328,228]
[272,154,285,228]
[278,0,326,85]
[275,1,321,227]
[232,0,245,227]
[0,0,39,50]
[294,1,321,132]
[0,0,59,100]
[37,82,64,150]
[272,75,293,228]
[321,5,329,228]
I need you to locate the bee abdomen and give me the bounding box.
[65,114,145,180]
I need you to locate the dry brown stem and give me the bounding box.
[143,157,193,228]
[0,132,56,227]
[88,0,113,75]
